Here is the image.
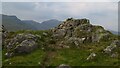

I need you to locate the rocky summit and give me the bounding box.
[52,18,113,48]
[2,18,120,67]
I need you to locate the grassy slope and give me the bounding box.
[2,30,119,67]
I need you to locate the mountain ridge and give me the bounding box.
[1,14,61,31]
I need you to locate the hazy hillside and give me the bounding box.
[23,19,61,30]
[40,19,61,30]
[1,14,34,31]
[1,14,61,31]
[22,20,41,30]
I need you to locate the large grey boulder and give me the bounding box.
[15,39,37,53]
[4,33,38,58]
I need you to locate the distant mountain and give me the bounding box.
[40,19,62,30]
[23,19,61,30]
[22,20,41,30]
[1,14,36,31]
[1,14,61,31]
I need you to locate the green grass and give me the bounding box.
[2,30,119,67]
[49,49,119,66]
[2,47,119,66]
[2,49,45,66]
[2,30,52,66]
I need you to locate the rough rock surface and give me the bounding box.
[4,33,38,58]
[104,40,120,54]
[52,18,111,48]
[15,39,37,53]
[2,25,8,49]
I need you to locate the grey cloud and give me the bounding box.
[2,2,118,31]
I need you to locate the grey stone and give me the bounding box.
[15,39,37,53]
[57,64,71,68]
[86,53,96,60]
[5,52,14,58]
[43,32,48,36]
[104,40,120,54]
[4,33,38,57]
[53,29,66,38]
[111,52,118,58]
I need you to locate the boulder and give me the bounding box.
[15,39,37,53]
[104,40,120,54]
[4,33,38,57]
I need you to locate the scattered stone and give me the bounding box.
[57,64,71,68]
[86,52,96,60]
[104,40,120,54]
[5,52,14,58]
[38,62,41,65]
[36,34,42,39]
[9,62,11,65]
[81,37,86,41]
[58,41,70,49]
[111,52,118,58]
[43,32,48,36]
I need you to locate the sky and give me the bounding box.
[1,0,120,2]
[0,0,119,31]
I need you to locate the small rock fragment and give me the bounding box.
[86,52,96,60]
[57,64,71,68]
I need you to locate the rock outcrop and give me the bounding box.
[52,18,112,48]
[4,33,38,58]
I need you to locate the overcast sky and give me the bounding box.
[1,0,119,2]
[1,1,118,31]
